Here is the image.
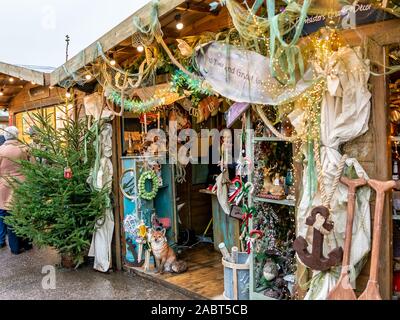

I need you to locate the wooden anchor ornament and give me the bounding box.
[358,179,396,300]
[294,206,343,271]
[294,142,348,271]
[328,177,367,300]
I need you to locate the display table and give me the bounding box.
[199,189,241,251]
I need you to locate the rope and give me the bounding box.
[313,140,348,209]
[253,105,298,142]
[155,34,200,81]
[313,213,331,236]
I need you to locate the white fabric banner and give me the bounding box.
[195,42,316,105]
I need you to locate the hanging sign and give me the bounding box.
[29,86,49,101]
[225,102,249,128]
[195,42,315,106]
[302,3,394,35]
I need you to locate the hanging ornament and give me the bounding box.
[138,170,160,201]
[228,176,243,204]
[64,167,73,179]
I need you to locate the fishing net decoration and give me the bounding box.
[131,0,163,49]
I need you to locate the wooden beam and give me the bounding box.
[0,62,46,86]
[176,2,220,15]
[50,0,186,86]
[340,19,400,47]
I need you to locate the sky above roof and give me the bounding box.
[0,0,150,69]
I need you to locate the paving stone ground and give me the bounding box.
[0,246,189,300]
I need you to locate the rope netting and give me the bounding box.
[57,0,400,108]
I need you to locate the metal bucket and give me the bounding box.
[222,252,250,300]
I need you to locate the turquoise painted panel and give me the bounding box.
[121,156,176,264]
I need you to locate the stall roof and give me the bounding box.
[1,0,230,109]
[0,62,48,108]
[49,0,188,86]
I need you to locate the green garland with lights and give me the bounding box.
[108,91,164,114]
[138,170,159,201]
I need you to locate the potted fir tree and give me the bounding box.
[5,111,108,268]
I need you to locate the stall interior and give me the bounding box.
[121,98,243,299]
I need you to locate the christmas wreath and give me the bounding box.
[138,170,159,200]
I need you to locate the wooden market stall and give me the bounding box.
[44,0,400,300]
[2,0,400,300]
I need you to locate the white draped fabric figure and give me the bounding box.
[291,47,372,299]
[88,122,115,272]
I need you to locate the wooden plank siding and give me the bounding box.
[337,20,399,300]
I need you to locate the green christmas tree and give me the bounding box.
[5,110,108,267]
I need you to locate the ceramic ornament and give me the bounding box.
[263,259,279,281]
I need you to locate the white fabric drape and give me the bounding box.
[87,118,115,272]
[291,47,372,300]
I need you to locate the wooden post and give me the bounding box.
[367,40,392,300]
[111,114,123,270]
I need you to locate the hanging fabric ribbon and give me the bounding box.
[267,0,311,84]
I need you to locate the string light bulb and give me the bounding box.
[110,60,116,66]
[137,45,144,53]
[175,14,184,30]
[8,77,14,83]
[85,74,92,80]
[65,92,71,99]
[0,89,4,96]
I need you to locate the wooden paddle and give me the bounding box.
[327,177,367,300]
[358,179,396,300]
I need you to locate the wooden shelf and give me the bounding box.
[199,189,216,196]
[253,136,288,142]
[254,197,296,207]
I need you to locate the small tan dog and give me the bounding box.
[149,229,187,274]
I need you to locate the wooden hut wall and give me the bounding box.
[333,19,400,299]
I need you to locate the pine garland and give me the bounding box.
[108,90,164,114]
[171,69,213,105]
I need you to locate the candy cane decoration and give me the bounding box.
[228,177,243,203]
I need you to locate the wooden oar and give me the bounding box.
[358,179,396,300]
[327,177,367,300]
